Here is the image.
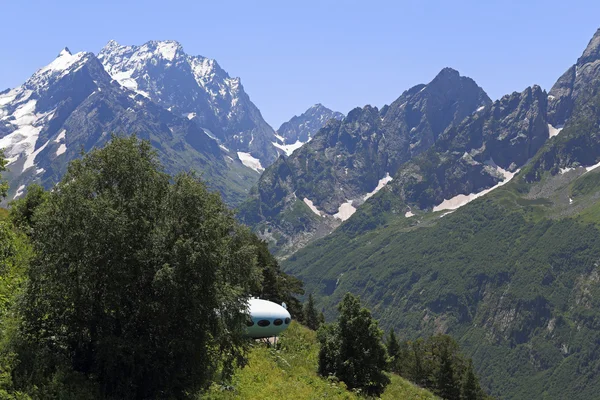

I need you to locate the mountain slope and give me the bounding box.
[273,104,343,155]
[282,27,600,400]
[0,48,256,205]
[206,322,437,400]
[343,84,551,234]
[98,40,279,167]
[238,68,491,256]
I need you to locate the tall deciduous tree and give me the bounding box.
[19,136,261,399]
[317,293,390,396]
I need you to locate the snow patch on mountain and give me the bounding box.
[585,160,600,172]
[364,173,393,200]
[303,198,323,217]
[156,41,179,61]
[273,139,305,156]
[560,167,575,174]
[433,163,519,212]
[548,123,564,138]
[38,48,86,76]
[0,89,18,106]
[334,200,356,221]
[237,152,263,173]
[54,130,66,143]
[25,139,50,171]
[14,185,25,200]
[0,98,55,171]
[56,144,67,156]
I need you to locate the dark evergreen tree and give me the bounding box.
[304,293,320,330]
[318,311,325,326]
[387,329,401,372]
[436,341,461,400]
[317,293,390,396]
[249,236,304,319]
[462,359,486,400]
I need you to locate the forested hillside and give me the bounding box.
[283,28,600,400]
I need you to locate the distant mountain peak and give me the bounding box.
[579,28,600,65]
[275,103,344,149]
[98,39,278,165]
[59,47,72,57]
[437,66,461,77]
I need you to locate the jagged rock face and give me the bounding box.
[98,40,279,165]
[276,104,343,145]
[238,68,491,256]
[548,29,600,126]
[526,29,600,182]
[0,48,253,205]
[381,67,492,157]
[389,85,549,210]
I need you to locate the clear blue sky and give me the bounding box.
[1,0,599,128]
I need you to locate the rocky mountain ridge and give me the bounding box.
[0,46,257,205]
[238,68,491,256]
[273,103,343,156]
[98,40,280,168]
[281,27,600,400]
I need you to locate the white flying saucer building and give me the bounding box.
[245,298,292,339]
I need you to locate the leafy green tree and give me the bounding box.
[17,136,262,399]
[317,293,390,396]
[9,184,49,235]
[249,236,304,319]
[0,149,9,199]
[304,293,320,330]
[410,338,431,388]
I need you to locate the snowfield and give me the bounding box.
[433,163,519,212]
[237,152,264,173]
[303,198,323,217]
[364,173,393,200]
[334,200,356,221]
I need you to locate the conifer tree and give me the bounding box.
[387,329,401,372]
[436,343,461,400]
[317,293,390,396]
[304,293,320,330]
[462,359,485,400]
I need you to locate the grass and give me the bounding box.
[204,322,437,400]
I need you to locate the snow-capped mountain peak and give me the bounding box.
[98,39,279,165]
[275,103,344,151]
[0,48,103,179]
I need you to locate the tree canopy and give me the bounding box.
[317,293,390,396]
[15,136,264,398]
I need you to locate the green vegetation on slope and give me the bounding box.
[205,322,437,400]
[0,137,303,399]
[284,179,600,399]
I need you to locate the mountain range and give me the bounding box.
[0,40,341,205]
[238,67,491,256]
[4,28,600,399]
[280,28,600,399]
